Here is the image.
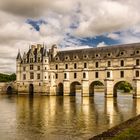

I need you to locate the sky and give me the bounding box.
[0,0,140,73]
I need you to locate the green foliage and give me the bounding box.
[112,128,140,140]
[117,81,132,93]
[0,73,16,82]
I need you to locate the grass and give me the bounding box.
[112,128,140,140]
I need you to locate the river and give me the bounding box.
[0,93,139,140]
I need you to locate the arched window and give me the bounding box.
[107,61,111,67]
[136,71,139,77]
[120,71,124,78]
[74,73,77,79]
[136,59,140,66]
[74,63,77,69]
[95,62,99,68]
[107,71,110,78]
[120,60,124,66]
[65,64,68,69]
[84,63,87,68]
[56,64,58,70]
[95,72,99,78]
[83,72,86,78]
[64,73,67,79]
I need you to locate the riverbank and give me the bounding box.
[90,114,140,140]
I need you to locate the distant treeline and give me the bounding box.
[0,73,16,82]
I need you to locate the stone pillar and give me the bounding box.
[82,80,89,97]
[104,79,114,98]
[133,79,140,98]
[63,80,70,96]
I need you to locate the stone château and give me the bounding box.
[16,43,140,98]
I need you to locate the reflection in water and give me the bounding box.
[0,94,139,140]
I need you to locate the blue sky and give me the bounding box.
[0,0,140,72]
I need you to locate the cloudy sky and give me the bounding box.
[0,0,140,73]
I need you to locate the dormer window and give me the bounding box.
[83,55,88,59]
[95,54,100,58]
[73,55,78,60]
[55,57,59,61]
[30,58,33,63]
[136,50,140,54]
[107,53,111,57]
[120,51,124,56]
[65,56,69,60]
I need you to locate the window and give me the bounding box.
[136,71,139,77]
[24,59,26,63]
[38,57,40,62]
[108,53,111,56]
[83,72,86,78]
[107,72,110,78]
[30,65,33,70]
[56,74,58,79]
[37,73,40,79]
[136,59,140,66]
[45,67,46,70]
[23,67,26,71]
[56,64,58,70]
[37,66,40,70]
[39,83,41,86]
[65,64,68,69]
[136,50,139,54]
[30,58,33,63]
[95,62,99,68]
[120,52,124,55]
[107,61,111,67]
[120,71,124,78]
[95,72,99,78]
[23,74,26,80]
[64,73,67,79]
[84,63,87,68]
[30,72,34,79]
[45,76,47,79]
[74,63,77,69]
[120,60,124,66]
[74,73,77,79]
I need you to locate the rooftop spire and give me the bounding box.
[16,49,22,60]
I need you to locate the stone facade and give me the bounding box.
[16,43,140,98]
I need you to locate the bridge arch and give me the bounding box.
[113,81,133,97]
[29,84,34,95]
[70,81,81,96]
[89,81,104,95]
[57,83,63,96]
[6,86,13,94]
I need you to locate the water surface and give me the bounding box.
[0,93,140,140]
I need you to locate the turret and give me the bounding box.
[16,50,22,82]
[43,46,49,81]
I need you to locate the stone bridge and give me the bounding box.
[0,82,17,94]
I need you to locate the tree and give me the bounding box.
[117,81,132,93]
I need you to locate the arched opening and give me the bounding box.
[6,86,12,94]
[89,81,104,96]
[70,81,81,96]
[29,84,34,95]
[57,83,63,96]
[113,81,133,97]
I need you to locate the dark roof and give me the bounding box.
[53,43,140,62]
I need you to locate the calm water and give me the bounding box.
[0,93,140,140]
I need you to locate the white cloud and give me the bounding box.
[97,42,107,47]
[0,0,140,72]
